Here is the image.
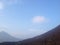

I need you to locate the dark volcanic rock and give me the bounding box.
[18,25,60,45]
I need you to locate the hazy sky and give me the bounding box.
[0,0,60,39]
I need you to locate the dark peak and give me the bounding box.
[55,25,60,29]
[57,25,60,27]
[0,31,6,33]
[0,31,7,33]
[0,31,9,35]
[50,25,60,32]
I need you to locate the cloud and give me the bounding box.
[6,0,18,5]
[0,2,4,10]
[0,0,18,7]
[32,16,46,23]
[0,1,4,16]
[0,0,22,10]
[1,0,21,5]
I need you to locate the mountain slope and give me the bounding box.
[0,25,60,45]
[0,31,20,43]
[18,25,60,45]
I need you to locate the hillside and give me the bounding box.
[18,25,60,45]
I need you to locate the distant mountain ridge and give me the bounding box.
[0,31,20,43]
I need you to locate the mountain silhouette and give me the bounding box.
[18,25,60,45]
[0,31,20,43]
[0,25,60,45]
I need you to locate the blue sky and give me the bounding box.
[0,0,60,39]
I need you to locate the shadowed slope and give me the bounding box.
[18,25,60,45]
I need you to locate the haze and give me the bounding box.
[0,0,60,39]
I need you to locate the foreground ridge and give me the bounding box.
[17,25,60,45]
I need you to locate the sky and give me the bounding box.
[0,0,60,39]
